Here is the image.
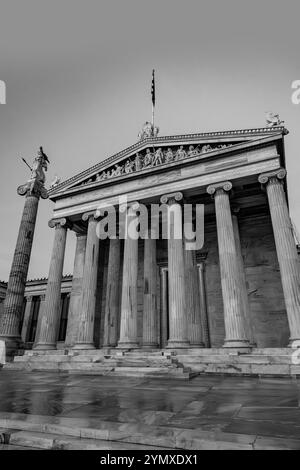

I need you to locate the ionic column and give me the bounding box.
[64,232,87,347]
[0,192,41,354]
[259,169,300,347]
[207,182,250,349]
[160,192,189,348]
[142,237,158,348]
[103,238,121,348]
[118,203,139,349]
[73,213,100,349]
[198,263,210,347]
[21,296,34,343]
[184,246,204,347]
[34,218,69,349]
[0,148,49,356]
[160,267,168,348]
[232,208,255,346]
[34,294,45,345]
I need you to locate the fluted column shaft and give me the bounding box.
[142,238,158,348]
[21,296,34,343]
[207,182,250,349]
[73,214,100,349]
[118,204,139,348]
[232,211,255,346]
[103,238,121,347]
[161,192,189,348]
[160,268,168,348]
[184,247,204,347]
[198,263,210,347]
[259,169,300,347]
[35,219,68,349]
[64,233,87,347]
[0,194,39,352]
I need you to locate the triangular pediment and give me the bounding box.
[48,126,287,198]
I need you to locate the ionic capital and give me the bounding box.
[258,168,286,185]
[207,181,232,196]
[82,211,99,222]
[17,180,48,200]
[160,192,183,205]
[48,218,72,229]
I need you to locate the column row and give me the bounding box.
[33,168,300,351]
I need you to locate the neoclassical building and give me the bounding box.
[2,123,300,376]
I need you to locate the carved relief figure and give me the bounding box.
[153,148,164,166]
[165,148,174,163]
[125,160,134,173]
[135,152,142,171]
[175,146,186,161]
[114,164,123,176]
[144,148,153,168]
[201,144,212,153]
[188,145,200,157]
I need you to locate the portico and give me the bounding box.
[2,125,300,375]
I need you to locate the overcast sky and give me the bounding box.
[0,0,299,280]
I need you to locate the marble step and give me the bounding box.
[13,355,176,367]
[0,443,40,450]
[0,413,258,450]
[4,430,171,450]
[5,362,193,378]
[176,354,294,365]
[174,361,300,376]
[2,412,300,450]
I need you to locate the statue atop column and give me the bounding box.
[17,147,49,199]
[138,121,159,141]
[0,146,50,357]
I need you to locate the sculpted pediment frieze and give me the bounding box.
[75,142,235,188]
[49,127,286,197]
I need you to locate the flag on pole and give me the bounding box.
[151,69,155,107]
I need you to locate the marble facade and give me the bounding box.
[1,125,300,369]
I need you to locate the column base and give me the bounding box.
[288,338,300,348]
[117,342,139,349]
[142,343,158,349]
[0,335,22,359]
[34,343,57,351]
[223,339,251,353]
[72,343,95,350]
[166,340,190,349]
[102,343,117,349]
[189,342,205,348]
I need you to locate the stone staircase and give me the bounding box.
[5,347,300,378]
[175,348,300,377]
[5,349,195,380]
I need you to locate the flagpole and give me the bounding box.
[152,101,154,130]
[151,69,155,132]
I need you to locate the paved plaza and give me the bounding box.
[0,371,299,449]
